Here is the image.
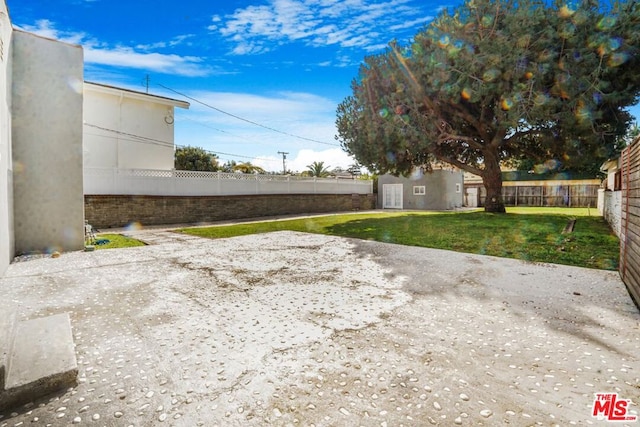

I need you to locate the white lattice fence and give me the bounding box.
[84,168,372,196]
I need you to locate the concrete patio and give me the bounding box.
[0,230,638,426]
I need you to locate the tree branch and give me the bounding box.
[437,133,485,150]
[434,154,484,176]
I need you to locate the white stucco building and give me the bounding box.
[0,0,189,276]
[83,82,189,171]
[1,0,85,275]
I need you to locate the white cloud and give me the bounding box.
[17,19,87,45]
[84,47,208,77]
[172,89,355,172]
[17,20,210,77]
[251,148,355,173]
[212,0,433,55]
[388,16,433,31]
[230,41,272,56]
[135,34,196,50]
[288,148,356,173]
[186,90,337,119]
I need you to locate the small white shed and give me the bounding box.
[378,169,464,210]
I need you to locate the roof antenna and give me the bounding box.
[143,74,150,93]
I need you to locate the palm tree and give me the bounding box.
[306,161,330,177]
[232,162,266,174]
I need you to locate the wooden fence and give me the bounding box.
[470,181,600,208]
[501,184,599,207]
[620,139,640,308]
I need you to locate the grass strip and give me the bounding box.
[93,234,146,250]
[179,208,619,270]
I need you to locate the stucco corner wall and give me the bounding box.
[11,31,84,254]
[0,0,13,275]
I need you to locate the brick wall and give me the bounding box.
[85,194,377,229]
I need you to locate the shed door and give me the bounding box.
[383,184,403,209]
[465,187,478,208]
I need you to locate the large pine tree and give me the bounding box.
[337,0,639,212]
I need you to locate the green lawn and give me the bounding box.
[92,233,146,250]
[179,207,619,270]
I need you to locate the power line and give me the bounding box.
[84,123,172,147]
[175,144,278,164]
[181,116,259,144]
[85,123,278,164]
[156,83,340,147]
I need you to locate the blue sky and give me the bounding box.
[8,0,640,173]
[9,0,443,173]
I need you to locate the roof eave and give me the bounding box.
[84,81,190,109]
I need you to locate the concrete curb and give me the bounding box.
[0,313,77,412]
[0,308,17,391]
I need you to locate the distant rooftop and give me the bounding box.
[84,81,190,109]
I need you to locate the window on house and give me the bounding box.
[614,170,622,191]
[413,186,426,195]
[456,183,461,193]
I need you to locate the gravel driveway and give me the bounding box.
[0,230,638,426]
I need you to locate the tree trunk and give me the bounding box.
[482,153,506,213]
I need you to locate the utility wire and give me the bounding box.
[84,123,172,147]
[175,144,278,163]
[156,83,340,147]
[85,123,278,164]
[84,132,174,148]
[181,116,259,144]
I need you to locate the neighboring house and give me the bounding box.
[600,157,621,192]
[1,1,85,276]
[83,82,189,171]
[378,168,463,210]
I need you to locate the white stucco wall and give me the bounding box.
[11,31,84,254]
[83,83,187,171]
[601,190,622,238]
[0,0,13,275]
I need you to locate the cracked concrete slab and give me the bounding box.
[0,230,638,426]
